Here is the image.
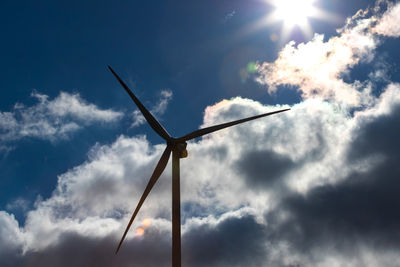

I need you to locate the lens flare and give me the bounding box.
[142,218,151,228]
[136,227,145,236]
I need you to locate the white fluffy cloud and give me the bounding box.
[374,1,400,37]
[0,211,24,252]
[0,91,122,144]
[256,1,400,106]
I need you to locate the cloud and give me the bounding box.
[0,91,122,145]
[374,1,400,37]
[183,214,267,267]
[261,87,400,265]
[152,90,173,115]
[6,198,30,213]
[2,84,400,265]
[235,149,296,188]
[222,10,236,24]
[131,89,173,127]
[0,212,24,267]
[256,1,400,106]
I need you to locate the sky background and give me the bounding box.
[1,0,400,266]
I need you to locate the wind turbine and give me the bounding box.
[108,66,289,267]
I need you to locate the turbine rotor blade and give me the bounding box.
[177,108,290,142]
[115,144,172,254]
[108,66,171,141]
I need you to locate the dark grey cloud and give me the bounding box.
[0,247,23,267]
[236,149,295,188]
[277,169,400,251]
[22,230,171,267]
[261,103,400,262]
[208,145,229,162]
[349,105,400,160]
[2,215,269,267]
[182,215,267,267]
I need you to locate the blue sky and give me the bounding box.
[1,0,400,266]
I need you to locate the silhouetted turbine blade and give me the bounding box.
[108,66,171,141]
[115,144,172,254]
[178,108,290,141]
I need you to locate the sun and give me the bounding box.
[272,0,317,27]
[253,0,337,41]
[241,0,337,42]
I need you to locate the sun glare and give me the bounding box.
[251,0,337,41]
[273,0,317,27]
[240,0,338,43]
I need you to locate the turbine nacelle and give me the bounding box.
[170,141,188,159]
